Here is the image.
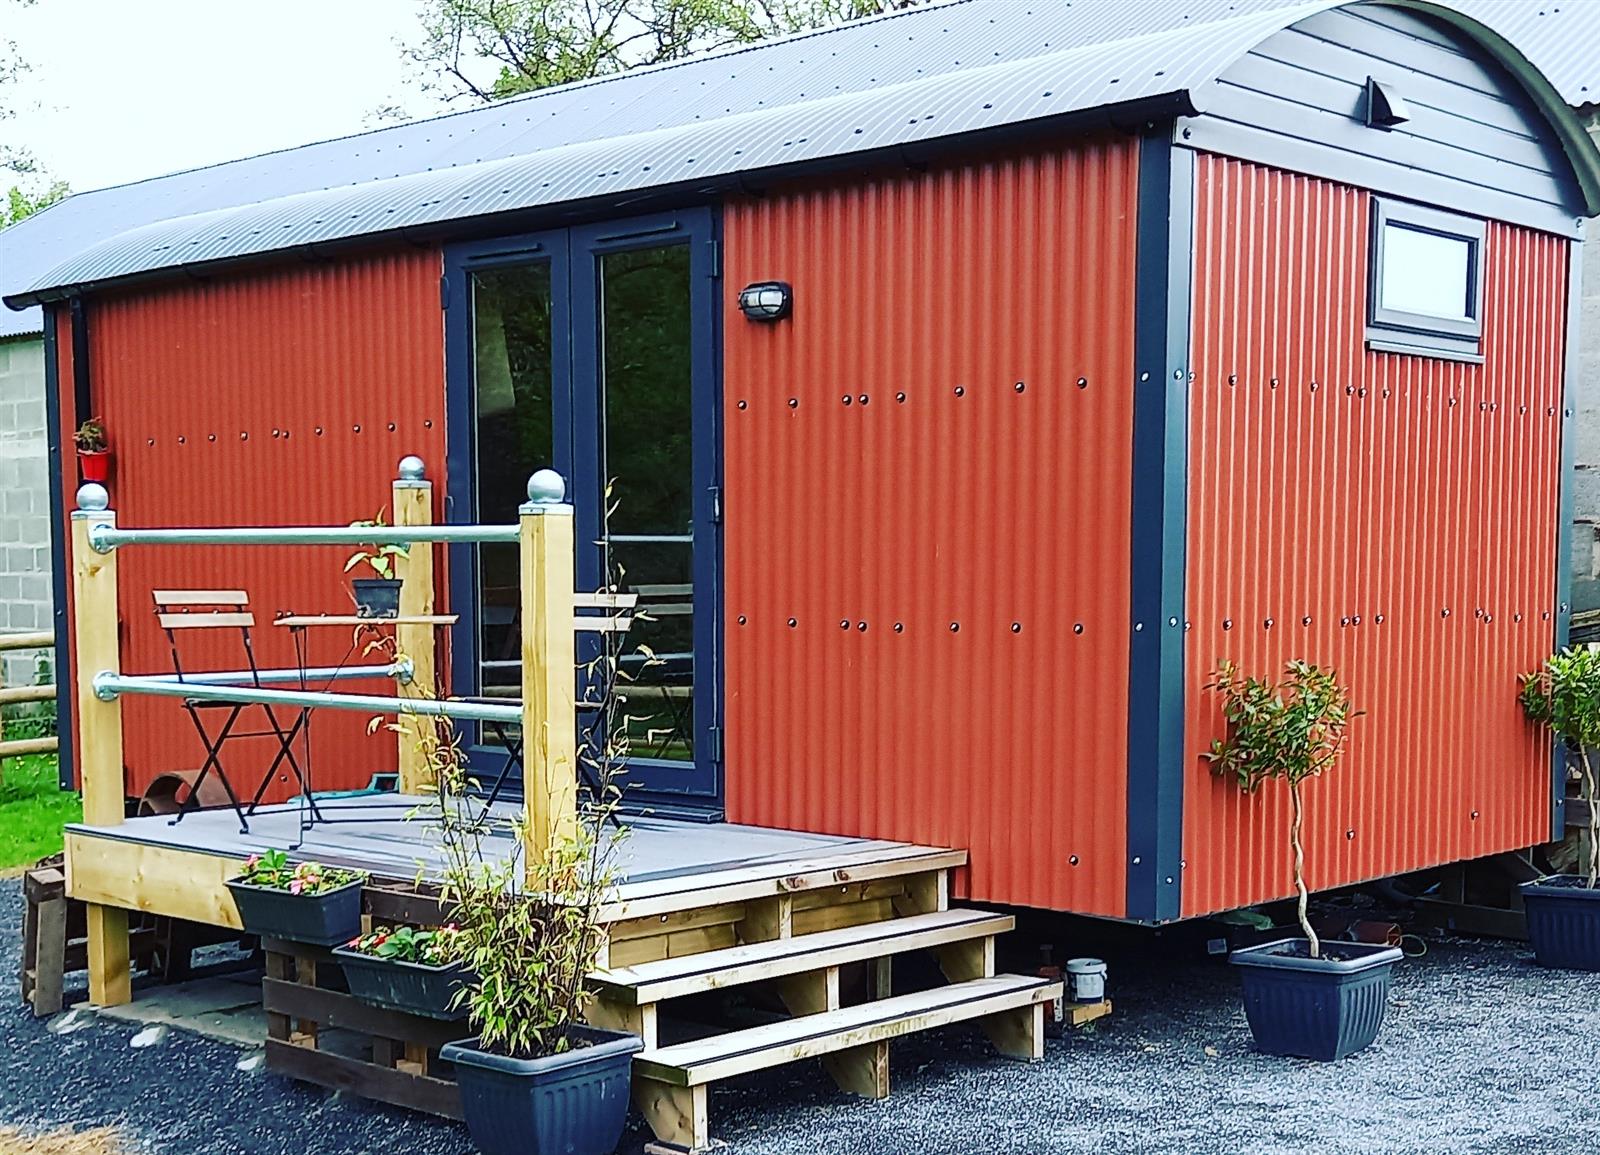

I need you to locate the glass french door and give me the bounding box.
[445,210,722,811]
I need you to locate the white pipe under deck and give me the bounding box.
[92,672,522,724]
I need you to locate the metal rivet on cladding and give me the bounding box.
[1309,381,1319,391]
[788,398,798,408]
[1485,614,1493,623]
[314,427,323,436]
[1340,616,1349,627]
[1448,397,1457,407]
[1547,406,1556,416]
[178,436,186,445]
[787,618,797,628]
[146,438,155,446]
[737,400,748,410]
[895,392,907,403]
[1073,623,1084,635]
[1470,810,1479,820]
[1077,377,1088,389]
[1515,613,1523,622]
[1134,622,1144,632]
[1011,622,1022,633]
[1228,375,1237,386]
[1140,372,1150,382]
[1375,614,1384,624]
[1132,855,1142,864]
[1382,388,1391,398]
[272,429,281,438]
[1302,615,1312,626]
[736,615,747,625]
[1014,381,1025,393]
[1543,611,1552,620]
[1069,855,1080,866]
[1346,829,1355,840]
[954,386,965,397]
[842,394,852,406]
[354,424,362,432]
[857,621,867,632]
[1442,608,1451,618]
[424,419,433,428]
[858,394,869,405]
[839,619,850,629]
[1353,616,1361,625]
[240,431,249,441]
[1562,603,1571,613]
[1184,621,1192,631]
[1169,617,1179,626]
[893,622,904,633]
[209,433,217,442]
[1358,387,1368,398]
[1346,385,1354,396]
[949,622,960,632]
[1222,619,1232,630]
[388,422,397,432]
[1173,369,1183,380]
[1263,618,1273,629]
[1270,377,1279,389]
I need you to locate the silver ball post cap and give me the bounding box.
[527,469,566,505]
[397,454,427,482]
[77,482,110,512]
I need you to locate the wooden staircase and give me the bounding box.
[586,845,1063,1152]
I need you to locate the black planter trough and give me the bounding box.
[225,877,364,948]
[441,1025,644,1155]
[332,946,471,1020]
[351,577,402,619]
[1521,875,1600,971]
[1230,937,1402,1061]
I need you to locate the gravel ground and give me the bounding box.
[3,877,1598,1155]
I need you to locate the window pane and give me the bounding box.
[1380,224,1472,320]
[473,263,554,698]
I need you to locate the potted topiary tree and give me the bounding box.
[1517,646,1600,970]
[1207,659,1400,1061]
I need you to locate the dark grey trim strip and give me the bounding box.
[1367,196,1486,346]
[1126,132,1193,925]
[41,307,73,791]
[1553,238,1581,837]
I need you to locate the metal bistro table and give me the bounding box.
[273,613,459,839]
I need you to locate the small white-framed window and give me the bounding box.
[1367,197,1486,362]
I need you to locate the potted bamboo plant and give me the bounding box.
[334,923,470,1019]
[1518,646,1600,970]
[1207,659,1399,1061]
[74,417,111,483]
[345,512,408,619]
[225,850,366,947]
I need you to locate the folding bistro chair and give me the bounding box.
[154,590,320,832]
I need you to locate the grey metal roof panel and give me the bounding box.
[1,0,1595,327]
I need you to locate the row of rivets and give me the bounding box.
[739,378,1095,411]
[139,420,431,446]
[734,617,1087,635]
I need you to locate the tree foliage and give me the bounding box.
[1206,659,1359,958]
[2,179,68,228]
[0,0,68,228]
[1520,646,1600,888]
[407,0,921,101]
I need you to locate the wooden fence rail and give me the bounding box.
[0,631,59,763]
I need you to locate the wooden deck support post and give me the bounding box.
[393,455,436,792]
[71,482,132,1007]
[519,469,578,868]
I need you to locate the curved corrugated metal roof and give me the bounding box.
[2,0,1596,320]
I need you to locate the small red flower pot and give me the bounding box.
[78,449,112,483]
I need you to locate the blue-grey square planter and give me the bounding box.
[441,1025,644,1155]
[332,946,471,1020]
[1521,875,1600,972]
[1231,937,1402,1061]
[225,877,363,948]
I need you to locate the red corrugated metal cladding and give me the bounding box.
[1182,156,1566,918]
[77,250,447,802]
[723,139,1141,916]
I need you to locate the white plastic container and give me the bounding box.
[1066,957,1108,1003]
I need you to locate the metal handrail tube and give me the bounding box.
[140,660,411,687]
[89,523,518,553]
[92,672,523,724]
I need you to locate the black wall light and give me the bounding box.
[738,280,793,321]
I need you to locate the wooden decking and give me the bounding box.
[62,796,1067,1153]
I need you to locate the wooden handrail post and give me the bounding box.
[393,455,436,792]
[519,469,578,868]
[70,481,131,1007]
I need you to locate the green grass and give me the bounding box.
[0,753,80,871]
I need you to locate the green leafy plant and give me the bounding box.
[1205,659,1360,959]
[344,511,409,580]
[73,417,107,453]
[237,849,365,896]
[346,923,464,966]
[1520,646,1600,889]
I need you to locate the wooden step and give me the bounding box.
[633,974,1061,1152]
[635,973,1058,1087]
[599,845,967,921]
[592,909,1014,1004]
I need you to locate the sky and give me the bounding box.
[5,0,441,194]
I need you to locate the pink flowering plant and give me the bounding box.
[346,924,464,967]
[236,849,365,895]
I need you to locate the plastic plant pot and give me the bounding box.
[225,876,364,947]
[351,578,402,619]
[1230,937,1402,1061]
[332,946,471,1020]
[78,450,111,483]
[1520,875,1600,971]
[441,1025,645,1155]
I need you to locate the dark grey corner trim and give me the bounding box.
[41,306,73,791]
[1553,238,1581,837]
[1126,131,1193,925]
